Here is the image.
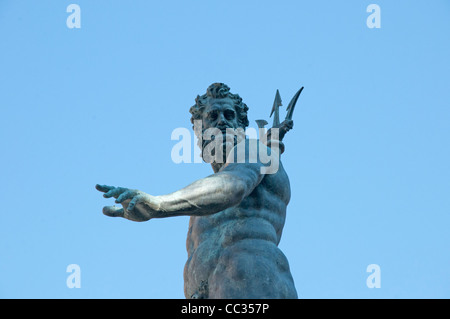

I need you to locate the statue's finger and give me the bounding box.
[116,191,134,204]
[127,195,141,213]
[95,184,115,193]
[103,187,127,199]
[102,206,124,218]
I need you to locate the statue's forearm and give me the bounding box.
[150,164,263,218]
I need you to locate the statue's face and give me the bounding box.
[200,97,244,164]
[201,97,239,131]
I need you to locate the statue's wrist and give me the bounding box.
[141,194,164,218]
[267,140,285,154]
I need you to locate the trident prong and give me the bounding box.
[285,86,304,121]
[255,119,268,129]
[269,90,282,127]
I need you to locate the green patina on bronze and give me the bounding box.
[96,83,303,299]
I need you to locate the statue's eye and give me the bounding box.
[224,110,235,120]
[208,111,218,121]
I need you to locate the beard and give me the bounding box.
[199,128,245,164]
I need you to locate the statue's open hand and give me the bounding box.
[95,184,158,222]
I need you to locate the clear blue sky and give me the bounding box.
[1,0,449,298]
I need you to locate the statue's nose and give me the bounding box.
[217,113,227,125]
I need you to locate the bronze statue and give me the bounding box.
[96,83,303,298]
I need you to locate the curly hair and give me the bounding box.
[189,83,249,132]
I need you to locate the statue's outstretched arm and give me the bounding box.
[95,162,264,222]
[157,162,264,217]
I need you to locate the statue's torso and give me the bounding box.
[184,162,298,299]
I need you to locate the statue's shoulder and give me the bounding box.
[225,138,285,176]
[230,138,281,160]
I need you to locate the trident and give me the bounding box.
[255,86,304,133]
